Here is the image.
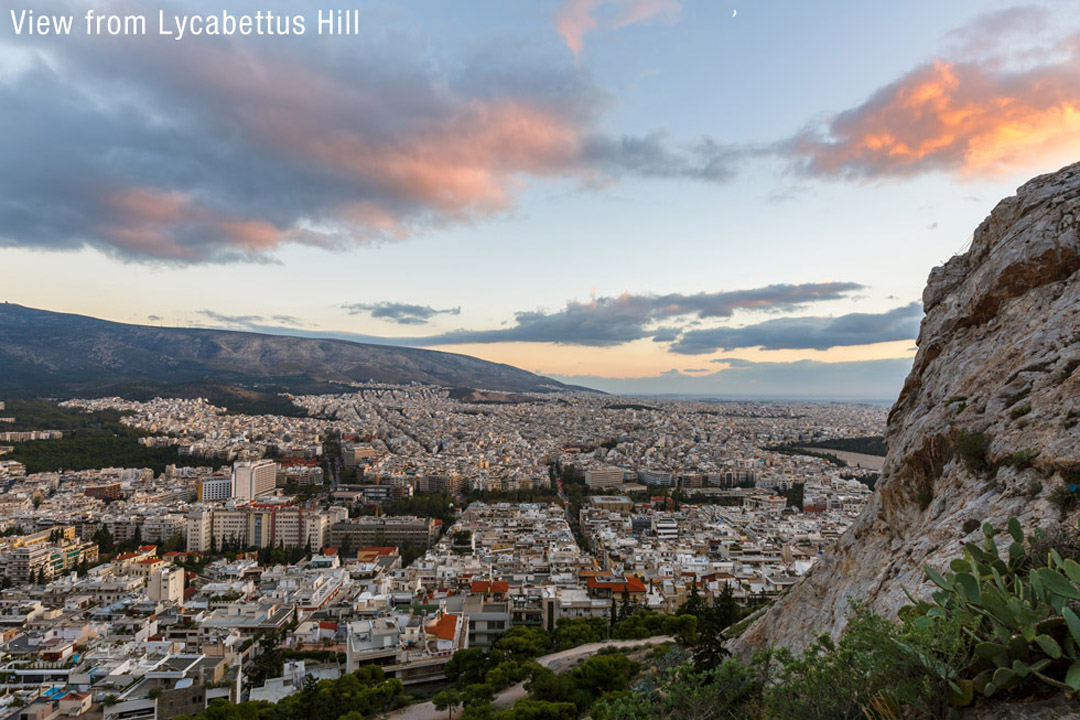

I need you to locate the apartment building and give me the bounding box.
[231,460,277,500]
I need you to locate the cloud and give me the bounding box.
[343,302,462,325]
[946,5,1050,58]
[0,2,728,263]
[669,302,922,354]
[411,282,863,347]
[582,134,739,182]
[549,357,914,401]
[782,36,1080,179]
[555,0,682,59]
[197,310,273,328]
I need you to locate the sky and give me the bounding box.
[3,0,1080,400]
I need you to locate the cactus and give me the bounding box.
[910,516,1080,701]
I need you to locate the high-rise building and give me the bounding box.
[199,477,232,501]
[231,460,277,500]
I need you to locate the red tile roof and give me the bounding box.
[585,576,647,593]
[426,613,460,641]
[357,547,398,556]
[470,580,509,594]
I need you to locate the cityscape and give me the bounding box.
[4,0,1080,718]
[0,388,884,718]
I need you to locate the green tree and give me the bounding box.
[433,689,464,720]
[444,647,488,687]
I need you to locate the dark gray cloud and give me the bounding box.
[669,302,922,354]
[343,302,461,325]
[406,282,863,347]
[0,3,737,263]
[196,310,277,328]
[582,134,740,182]
[550,357,914,401]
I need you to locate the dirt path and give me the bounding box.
[388,636,675,720]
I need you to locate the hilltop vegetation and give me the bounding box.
[598,517,1080,719]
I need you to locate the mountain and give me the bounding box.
[0,304,580,399]
[734,161,1080,655]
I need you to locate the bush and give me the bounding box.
[1001,448,1038,470]
[956,430,992,473]
[1010,404,1032,419]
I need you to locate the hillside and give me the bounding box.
[735,161,1080,654]
[0,304,577,398]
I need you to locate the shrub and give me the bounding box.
[1049,484,1080,518]
[1010,404,1032,419]
[956,430,992,473]
[1001,448,1038,471]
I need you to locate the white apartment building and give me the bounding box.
[148,567,184,603]
[232,460,277,500]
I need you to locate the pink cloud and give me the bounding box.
[99,188,288,261]
[555,0,683,59]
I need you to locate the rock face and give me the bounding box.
[735,162,1080,655]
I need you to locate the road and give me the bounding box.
[387,636,675,720]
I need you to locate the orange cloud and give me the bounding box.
[555,0,682,59]
[790,52,1080,179]
[100,188,288,261]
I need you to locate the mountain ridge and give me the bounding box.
[0,303,584,398]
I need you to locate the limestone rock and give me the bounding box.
[734,161,1080,655]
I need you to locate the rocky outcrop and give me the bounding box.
[735,161,1080,655]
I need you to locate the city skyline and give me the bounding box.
[4,1,1080,398]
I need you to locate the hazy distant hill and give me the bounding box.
[0,304,577,400]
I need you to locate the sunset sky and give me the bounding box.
[3,0,1080,399]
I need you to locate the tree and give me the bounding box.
[785,483,804,511]
[433,689,464,720]
[676,581,705,620]
[93,525,115,554]
[444,647,488,687]
[464,683,495,707]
